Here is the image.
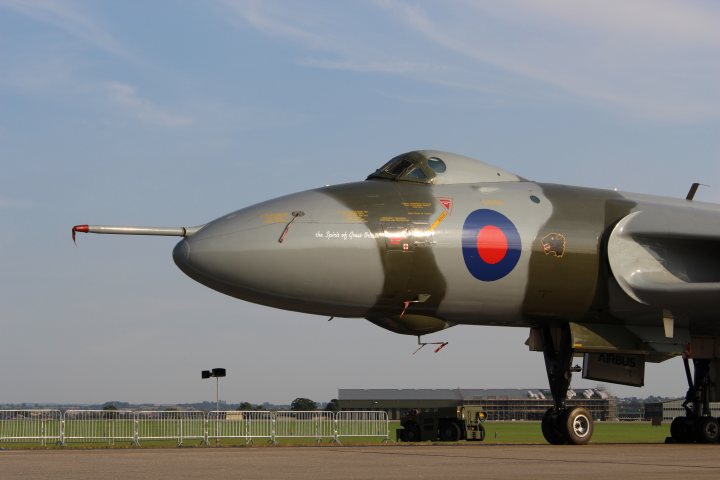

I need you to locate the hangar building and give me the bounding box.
[338,388,617,421]
[644,399,720,422]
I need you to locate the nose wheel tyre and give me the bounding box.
[562,407,593,445]
[670,417,695,443]
[541,408,568,445]
[542,407,594,445]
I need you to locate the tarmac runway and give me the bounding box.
[2,444,720,480]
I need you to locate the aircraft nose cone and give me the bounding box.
[173,238,190,265]
[172,213,280,296]
[170,187,386,316]
[173,235,218,288]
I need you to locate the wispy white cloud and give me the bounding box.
[0,2,192,127]
[219,0,326,48]
[297,58,440,75]
[217,0,449,75]
[0,0,131,58]
[506,0,720,48]
[381,0,720,122]
[375,0,720,122]
[0,59,194,129]
[104,82,194,128]
[219,0,720,123]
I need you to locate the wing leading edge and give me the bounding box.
[607,209,720,310]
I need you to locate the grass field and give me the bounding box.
[0,420,671,448]
[480,421,670,444]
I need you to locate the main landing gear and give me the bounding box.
[669,357,720,444]
[540,325,594,445]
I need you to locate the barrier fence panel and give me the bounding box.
[247,411,276,442]
[136,411,206,446]
[0,410,62,445]
[63,410,136,445]
[208,411,275,444]
[274,411,336,443]
[1,410,390,446]
[336,411,389,442]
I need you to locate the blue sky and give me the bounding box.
[1,0,719,405]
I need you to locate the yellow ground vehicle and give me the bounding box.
[396,405,487,442]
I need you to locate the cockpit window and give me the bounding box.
[404,167,427,181]
[368,150,524,185]
[385,158,414,176]
[367,152,436,184]
[427,157,446,173]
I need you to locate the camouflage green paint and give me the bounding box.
[590,198,640,318]
[319,179,449,334]
[522,184,635,322]
[391,182,449,331]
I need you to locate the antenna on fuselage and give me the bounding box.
[413,336,448,355]
[686,182,709,201]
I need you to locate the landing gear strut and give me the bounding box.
[540,325,594,445]
[669,357,720,444]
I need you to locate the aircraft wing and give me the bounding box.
[607,208,720,310]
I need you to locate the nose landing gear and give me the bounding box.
[540,325,594,445]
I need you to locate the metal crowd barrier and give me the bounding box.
[336,411,389,443]
[207,410,276,444]
[63,410,135,445]
[0,409,389,446]
[0,410,63,445]
[274,411,336,444]
[136,410,206,446]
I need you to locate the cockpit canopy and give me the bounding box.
[367,150,525,185]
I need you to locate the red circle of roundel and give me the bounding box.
[462,209,521,281]
[476,225,507,264]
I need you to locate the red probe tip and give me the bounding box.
[72,225,89,244]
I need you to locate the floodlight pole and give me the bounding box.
[215,376,219,446]
[201,368,226,447]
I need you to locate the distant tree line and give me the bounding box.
[236,401,266,411]
[234,398,339,412]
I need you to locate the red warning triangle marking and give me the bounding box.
[438,197,453,212]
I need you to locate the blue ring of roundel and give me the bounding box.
[462,209,521,281]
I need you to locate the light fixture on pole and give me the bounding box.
[202,368,226,446]
[202,368,226,414]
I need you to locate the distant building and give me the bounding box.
[644,399,720,422]
[338,388,617,421]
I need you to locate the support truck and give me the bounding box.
[396,405,487,442]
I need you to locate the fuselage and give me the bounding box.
[72,149,720,445]
[172,151,720,341]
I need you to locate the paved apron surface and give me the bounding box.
[2,444,720,480]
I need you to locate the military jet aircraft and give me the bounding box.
[73,150,720,445]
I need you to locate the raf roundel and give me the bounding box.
[462,209,521,281]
